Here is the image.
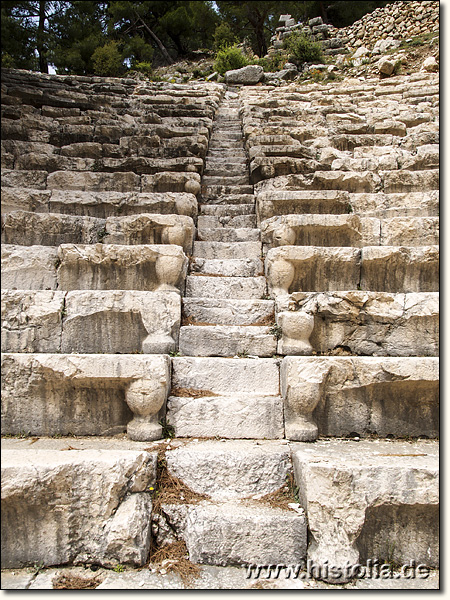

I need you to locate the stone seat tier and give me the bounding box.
[1,289,182,354]
[199,204,255,217]
[1,243,187,292]
[199,194,255,206]
[201,175,249,186]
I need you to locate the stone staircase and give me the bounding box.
[1,69,439,588]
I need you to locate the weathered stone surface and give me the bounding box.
[185,275,266,300]
[165,501,306,566]
[266,246,360,295]
[292,440,439,575]
[179,325,278,357]
[380,217,439,246]
[1,353,170,439]
[1,244,58,290]
[1,446,156,567]
[225,66,264,85]
[1,187,51,214]
[1,169,48,189]
[141,172,201,195]
[193,241,261,260]
[361,246,439,292]
[261,215,380,249]
[1,290,65,352]
[277,291,439,357]
[182,298,274,326]
[166,440,291,499]
[349,191,439,218]
[190,257,263,277]
[46,170,140,192]
[104,214,195,254]
[61,290,181,354]
[197,227,260,243]
[256,190,351,222]
[57,244,188,292]
[282,357,439,440]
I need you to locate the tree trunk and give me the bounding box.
[134,13,174,65]
[37,0,48,73]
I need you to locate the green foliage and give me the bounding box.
[213,44,250,75]
[133,61,153,75]
[257,53,288,73]
[283,32,324,65]
[91,40,124,76]
[213,22,238,51]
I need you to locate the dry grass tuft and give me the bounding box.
[52,573,102,589]
[151,540,201,587]
[169,386,217,398]
[257,472,299,510]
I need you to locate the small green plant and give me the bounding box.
[32,561,45,575]
[283,32,324,66]
[237,350,249,358]
[269,324,283,340]
[159,417,175,439]
[134,61,153,76]
[18,430,32,439]
[213,44,250,75]
[169,350,181,357]
[113,564,125,573]
[97,227,108,242]
[346,203,353,213]
[257,53,288,73]
[393,60,402,75]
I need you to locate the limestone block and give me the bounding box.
[279,291,439,357]
[282,357,439,440]
[104,214,195,254]
[400,144,439,171]
[185,275,266,300]
[380,217,439,246]
[225,65,264,85]
[256,190,351,222]
[266,246,360,295]
[383,170,439,193]
[1,169,48,189]
[1,290,65,353]
[361,246,439,292]
[311,171,382,193]
[47,190,198,219]
[261,215,380,250]
[1,447,156,567]
[1,244,58,290]
[1,211,103,246]
[1,353,170,440]
[179,501,306,566]
[1,187,51,214]
[166,440,291,500]
[292,440,439,574]
[182,298,274,326]
[190,257,263,278]
[57,244,188,292]
[193,241,262,260]
[349,191,439,218]
[46,170,140,192]
[179,325,278,357]
[250,157,322,184]
[61,290,181,354]
[141,172,201,195]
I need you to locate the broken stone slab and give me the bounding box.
[225,66,264,85]
[189,257,263,278]
[361,246,439,292]
[1,244,58,290]
[1,211,103,246]
[46,170,141,192]
[292,439,439,577]
[61,290,181,354]
[185,275,266,300]
[164,501,306,566]
[1,353,170,440]
[380,217,439,246]
[349,191,439,218]
[266,246,360,295]
[277,291,439,357]
[178,325,278,358]
[282,356,439,441]
[1,446,156,568]
[256,190,351,222]
[182,298,274,326]
[166,440,291,500]
[383,170,439,193]
[1,290,65,353]
[1,187,51,214]
[192,241,262,260]
[141,172,201,195]
[260,215,380,250]
[104,214,195,254]
[1,169,48,189]
[57,244,188,292]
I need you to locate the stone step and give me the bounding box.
[275,291,439,357]
[256,190,352,221]
[209,131,242,141]
[161,501,306,567]
[165,439,291,500]
[200,194,255,206]
[1,289,181,354]
[209,140,245,149]
[193,241,261,260]
[205,157,248,167]
[198,215,256,229]
[167,357,283,439]
[190,257,263,278]
[204,165,249,177]
[185,275,266,299]
[197,228,260,243]
[183,298,274,326]
[1,438,157,568]
[179,325,277,357]
[207,150,247,160]
[201,185,254,200]
[292,439,439,574]
[1,353,171,438]
[199,204,255,217]
[282,356,439,441]
[202,175,249,187]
